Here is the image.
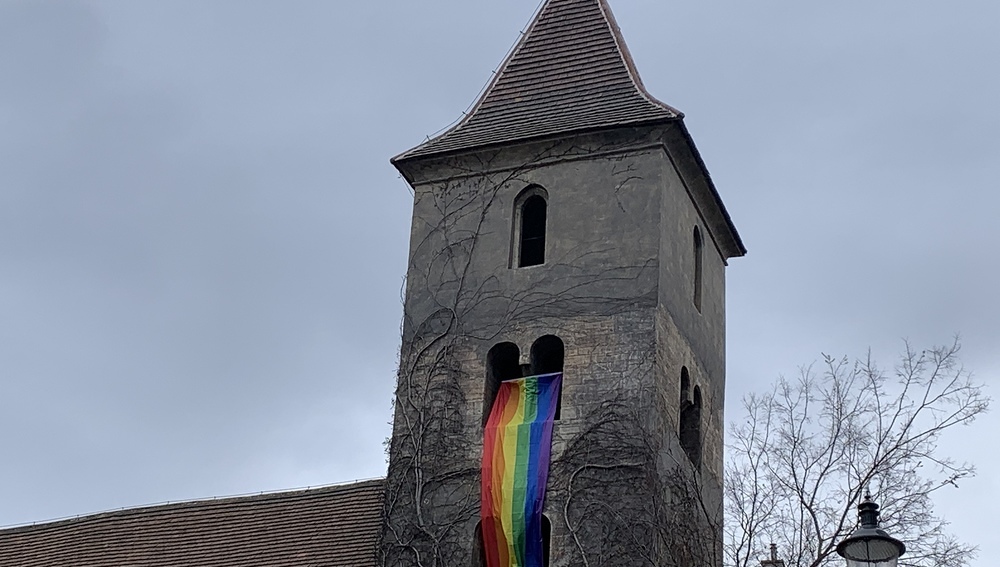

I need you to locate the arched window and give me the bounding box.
[512,186,548,267]
[484,342,521,425]
[693,226,704,311]
[680,376,702,469]
[530,335,564,420]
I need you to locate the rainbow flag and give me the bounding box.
[481,372,561,567]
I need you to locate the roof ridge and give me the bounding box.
[597,0,682,117]
[406,0,547,150]
[394,0,680,163]
[0,477,385,532]
[449,0,549,140]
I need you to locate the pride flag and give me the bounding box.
[481,372,561,567]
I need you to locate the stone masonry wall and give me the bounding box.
[382,125,731,567]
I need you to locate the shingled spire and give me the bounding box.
[395,0,681,162]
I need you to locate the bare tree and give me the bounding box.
[725,340,989,567]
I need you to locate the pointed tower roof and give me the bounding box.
[395,0,681,162]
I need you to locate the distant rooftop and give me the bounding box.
[395,0,681,162]
[0,479,384,567]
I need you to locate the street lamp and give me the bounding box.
[836,494,906,567]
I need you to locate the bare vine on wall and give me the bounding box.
[379,134,721,567]
[554,395,723,567]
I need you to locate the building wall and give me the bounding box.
[383,125,729,567]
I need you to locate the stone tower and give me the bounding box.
[380,1,745,566]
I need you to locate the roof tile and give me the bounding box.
[395,0,679,161]
[0,480,384,567]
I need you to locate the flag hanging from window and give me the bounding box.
[481,372,561,567]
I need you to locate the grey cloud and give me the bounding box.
[1,1,997,563]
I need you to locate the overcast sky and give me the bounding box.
[1,0,997,563]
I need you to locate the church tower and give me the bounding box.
[381,1,745,566]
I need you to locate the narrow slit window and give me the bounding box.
[679,367,691,415]
[693,226,704,311]
[519,194,547,267]
[679,366,691,454]
[680,376,703,469]
[530,335,564,420]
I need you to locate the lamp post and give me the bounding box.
[836,494,906,567]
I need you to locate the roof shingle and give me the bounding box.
[0,479,384,567]
[395,0,680,161]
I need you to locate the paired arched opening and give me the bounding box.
[474,516,551,567]
[484,335,564,424]
[679,366,702,469]
[693,226,704,312]
[530,335,564,420]
[484,342,522,426]
[512,186,548,268]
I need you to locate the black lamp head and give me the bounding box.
[835,495,906,567]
